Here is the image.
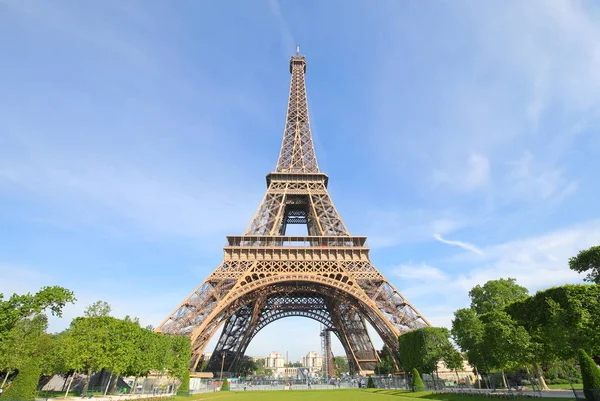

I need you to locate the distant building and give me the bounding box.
[434,359,476,384]
[302,351,323,370]
[266,352,285,369]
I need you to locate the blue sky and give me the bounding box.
[1,0,599,362]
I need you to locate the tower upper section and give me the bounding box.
[275,50,319,174]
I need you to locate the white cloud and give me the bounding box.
[361,208,477,249]
[434,233,484,255]
[0,154,259,242]
[432,153,490,192]
[393,263,448,281]
[471,0,600,115]
[396,220,600,329]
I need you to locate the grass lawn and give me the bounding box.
[546,383,582,390]
[173,389,576,401]
[174,389,419,401]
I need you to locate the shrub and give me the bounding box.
[367,376,375,388]
[0,359,42,401]
[578,349,600,401]
[412,368,425,392]
[220,377,229,392]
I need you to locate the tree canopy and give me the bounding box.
[0,286,75,339]
[398,327,458,375]
[505,284,600,361]
[468,278,529,315]
[569,245,600,284]
[375,345,396,375]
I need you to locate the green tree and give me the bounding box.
[480,311,531,388]
[375,346,396,375]
[220,377,229,391]
[40,332,79,398]
[451,308,486,373]
[104,317,137,394]
[178,368,190,395]
[66,314,114,394]
[506,285,600,361]
[0,358,42,401]
[0,286,75,339]
[367,375,375,388]
[285,362,302,368]
[238,356,258,377]
[411,368,425,392]
[469,278,529,316]
[125,326,163,393]
[453,278,531,380]
[569,245,600,284]
[168,334,192,381]
[398,327,454,376]
[442,346,464,381]
[333,357,348,376]
[578,349,600,401]
[84,301,111,318]
[0,315,49,388]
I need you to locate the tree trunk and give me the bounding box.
[104,372,112,395]
[501,370,508,389]
[103,373,112,396]
[474,366,481,389]
[1,370,11,389]
[108,373,118,394]
[81,368,92,395]
[132,376,138,394]
[533,363,549,391]
[64,372,76,399]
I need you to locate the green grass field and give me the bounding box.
[178,389,408,400]
[546,383,583,389]
[172,389,576,401]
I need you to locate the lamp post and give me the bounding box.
[219,353,226,382]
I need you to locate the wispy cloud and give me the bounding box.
[434,233,484,255]
[433,153,490,192]
[268,0,295,56]
[395,220,600,330]
[393,263,448,281]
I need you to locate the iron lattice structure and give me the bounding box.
[156,50,430,375]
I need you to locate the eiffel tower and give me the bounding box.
[156,48,430,375]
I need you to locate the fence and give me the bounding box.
[197,376,408,392]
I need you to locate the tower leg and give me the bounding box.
[328,300,380,373]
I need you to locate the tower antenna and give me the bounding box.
[296,44,300,56]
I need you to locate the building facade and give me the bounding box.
[302,351,323,372]
[265,351,285,369]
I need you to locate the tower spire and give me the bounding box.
[276,52,319,173]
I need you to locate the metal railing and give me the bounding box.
[226,236,368,248]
